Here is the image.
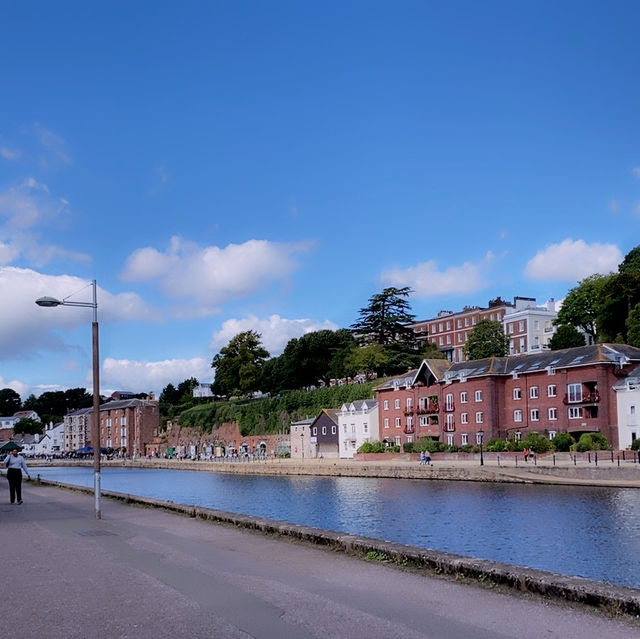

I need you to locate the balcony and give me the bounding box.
[563,390,600,405]
[404,425,415,434]
[403,408,414,416]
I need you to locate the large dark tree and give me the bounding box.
[549,324,586,350]
[555,274,610,341]
[463,319,509,360]
[627,302,640,348]
[211,331,270,396]
[14,417,43,436]
[351,287,417,347]
[0,388,21,415]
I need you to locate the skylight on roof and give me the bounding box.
[570,355,585,364]
[529,362,542,368]
[514,364,524,370]
[548,359,560,365]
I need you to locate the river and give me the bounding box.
[32,465,640,589]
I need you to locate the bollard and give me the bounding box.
[515,456,518,467]
[618,455,620,467]
[574,454,577,466]
[497,454,500,467]
[553,454,556,466]
[622,450,626,461]
[588,452,591,464]
[594,451,598,466]
[611,450,614,463]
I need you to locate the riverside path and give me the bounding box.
[1,480,637,639]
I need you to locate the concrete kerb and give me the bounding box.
[32,477,640,618]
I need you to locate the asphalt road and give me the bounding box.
[1,480,637,639]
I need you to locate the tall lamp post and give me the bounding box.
[36,279,102,519]
[478,429,484,466]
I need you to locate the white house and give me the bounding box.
[613,365,640,449]
[503,297,559,355]
[193,384,213,398]
[338,399,379,458]
[33,422,65,456]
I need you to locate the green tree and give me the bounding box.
[551,432,574,452]
[549,324,586,350]
[619,245,640,274]
[598,271,640,342]
[0,388,21,415]
[14,417,43,435]
[351,287,417,346]
[463,319,509,360]
[555,274,610,341]
[64,387,92,411]
[346,343,389,377]
[420,340,446,360]
[211,330,270,396]
[627,302,640,348]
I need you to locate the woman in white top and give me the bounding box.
[4,448,31,504]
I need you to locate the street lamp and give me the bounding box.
[36,279,102,519]
[478,429,484,466]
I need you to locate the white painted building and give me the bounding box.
[33,422,65,456]
[193,384,213,398]
[613,365,640,449]
[338,399,379,458]
[503,297,559,355]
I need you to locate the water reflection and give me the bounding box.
[33,466,640,589]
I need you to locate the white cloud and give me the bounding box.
[524,239,622,281]
[121,236,311,307]
[1,147,21,161]
[101,357,212,395]
[33,123,72,169]
[0,178,89,267]
[0,376,29,399]
[632,167,640,179]
[380,254,492,298]
[210,314,339,356]
[0,266,159,359]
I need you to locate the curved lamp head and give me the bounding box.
[35,296,63,307]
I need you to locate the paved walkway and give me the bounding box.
[1,479,638,639]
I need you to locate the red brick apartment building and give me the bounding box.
[411,297,513,363]
[376,344,640,449]
[98,398,159,457]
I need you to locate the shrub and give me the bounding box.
[522,432,552,454]
[486,438,507,452]
[551,432,574,452]
[403,442,415,453]
[574,432,610,452]
[631,438,640,451]
[358,441,386,454]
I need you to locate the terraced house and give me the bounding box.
[376,344,640,450]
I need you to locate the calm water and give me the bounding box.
[32,466,640,589]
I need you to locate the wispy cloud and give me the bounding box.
[524,239,622,281]
[0,178,89,266]
[632,167,640,179]
[380,253,494,298]
[1,147,21,161]
[210,314,338,357]
[121,236,312,309]
[33,123,72,169]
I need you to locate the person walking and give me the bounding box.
[4,448,31,504]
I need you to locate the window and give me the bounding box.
[120,416,127,426]
[383,400,389,410]
[568,406,583,419]
[475,390,483,402]
[407,416,413,427]
[445,393,454,410]
[419,416,427,426]
[395,399,400,409]
[519,321,524,331]
[548,407,557,421]
[507,323,513,334]
[447,434,454,446]
[514,410,522,422]
[513,388,522,400]
[530,409,539,421]
[312,427,317,436]
[461,412,468,424]
[457,319,462,328]
[343,424,347,434]
[476,432,483,444]
[446,321,451,330]
[395,417,401,428]
[464,317,469,327]
[439,337,444,346]
[395,436,401,446]
[630,405,636,416]
[406,397,412,408]
[446,414,454,431]
[446,335,451,345]
[475,412,483,424]
[322,426,326,435]
[530,386,539,399]
[363,423,368,433]
[568,383,582,403]
[384,418,389,429]
[439,323,443,332]
[547,384,557,397]
[460,391,468,403]
[332,426,336,434]
[461,434,468,445]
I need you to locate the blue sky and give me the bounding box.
[1,1,639,399]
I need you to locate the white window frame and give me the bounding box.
[475,390,482,402]
[530,409,539,422]
[514,410,522,422]
[475,411,483,424]
[461,412,468,424]
[460,391,468,403]
[383,400,389,410]
[548,407,557,421]
[530,386,539,399]
[568,406,583,419]
[384,418,389,429]
[568,383,582,403]
[547,384,557,397]
[513,388,521,400]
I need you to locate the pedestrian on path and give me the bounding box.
[4,448,31,504]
